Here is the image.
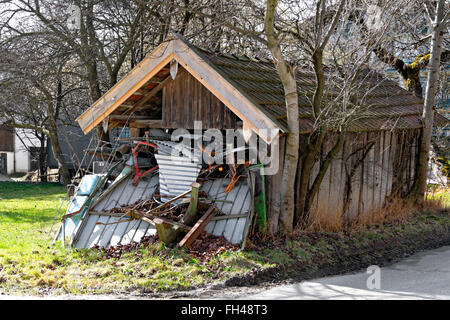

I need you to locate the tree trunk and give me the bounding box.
[413,0,446,201]
[264,0,300,235]
[38,133,48,183]
[47,122,71,187]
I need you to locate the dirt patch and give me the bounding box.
[0,174,12,182]
[91,233,240,262]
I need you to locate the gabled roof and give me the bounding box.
[77,34,449,143]
[76,34,281,144]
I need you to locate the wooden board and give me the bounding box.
[372,132,382,212]
[178,207,216,248]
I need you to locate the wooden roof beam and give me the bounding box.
[76,40,175,134]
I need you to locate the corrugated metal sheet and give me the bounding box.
[70,173,254,248]
[73,214,156,249]
[200,178,253,244]
[155,154,202,203]
[71,174,159,248]
[55,174,103,241]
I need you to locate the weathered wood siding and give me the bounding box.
[0,126,14,152]
[305,129,420,220]
[162,67,238,129]
[265,129,420,225]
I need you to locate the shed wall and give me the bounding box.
[161,67,238,129]
[265,129,420,224]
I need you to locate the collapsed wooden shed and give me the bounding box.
[68,34,448,247]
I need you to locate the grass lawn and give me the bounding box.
[0,182,448,296]
[0,182,272,295]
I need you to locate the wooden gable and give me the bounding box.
[76,35,281,144]
[161,66,238,129]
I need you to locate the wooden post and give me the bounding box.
[157,182,201,244]
[184,182,201,223]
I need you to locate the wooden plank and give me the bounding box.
[229,182,252,243]
[211,179,231,236]
[328,139,344,218]
[403,131,410,195]
[231,217,248,244]
[129,120,163,128]
[178,207,216,248]
[127,175,152,205]
[109,115,154,121]
[204,178,225,234]
[102,177,131,211]
[162,86,168,124]
[268,136,285,234]
[176,69,183,127]
[186,71,192,127]
[379,131,389,208]
[91,180,120,212]
[386,131,395,197]
[132,220,151,243]
[211,213,249,220]
[109,218,132,247]
[362,132,374,215]
[150,216,192,231]
[144,225,157,237]
[358,133,367,218]
[309,149,320,217]
[372,132,382,212]
[220,182,245,240]
[200,180,216,234]
[116,178,138,207]
[120,220,141,244]
[317,136,332,216]
[410,131,417,190]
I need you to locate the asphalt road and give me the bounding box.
[239,245,450,300]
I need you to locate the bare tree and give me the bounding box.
[0,33,85,187]
[261,0,407,232]
[158,0,409,234]
[413,0,449,199]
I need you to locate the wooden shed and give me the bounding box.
[76,34,449,231]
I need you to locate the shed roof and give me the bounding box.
[76,34,449,142]
[198,49,449,133]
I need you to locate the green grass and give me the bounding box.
[0,182,271,295]
[0,182,448,296]
[428,188,450,208]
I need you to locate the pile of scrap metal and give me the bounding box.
[55,130,266,251]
